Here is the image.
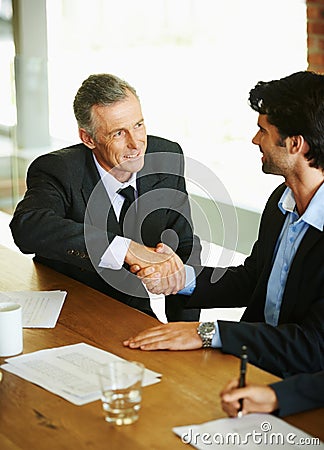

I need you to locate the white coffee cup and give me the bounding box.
[0,302,23,357]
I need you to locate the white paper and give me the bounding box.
[1,342,161,405]
[0,291,67,328]
[173,414,323,449]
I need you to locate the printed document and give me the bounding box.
[0,290,67,327]
[1,342,161,405]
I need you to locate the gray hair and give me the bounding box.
[73,73,139,138]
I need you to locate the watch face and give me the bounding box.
[200,322,215,334]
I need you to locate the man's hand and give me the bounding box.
[123,322,202,350]
[125,241,169,266]
[127,242,185,296]
[220,378,279,417]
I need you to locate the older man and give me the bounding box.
[10,73,201,321]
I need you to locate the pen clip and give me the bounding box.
[240,345,248,380]
[238,345,248,417]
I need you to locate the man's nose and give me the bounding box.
[252,131,260,145]
[127,131,138,148]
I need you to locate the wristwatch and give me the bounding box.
[197,322,216,348]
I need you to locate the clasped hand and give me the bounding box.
[125,241,185,295]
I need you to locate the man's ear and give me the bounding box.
[287,135,308,155]
[79,128,96,149]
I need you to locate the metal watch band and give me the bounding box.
[201,336,213,348]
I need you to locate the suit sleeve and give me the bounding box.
[270,371,324,416]
[185,185,287,309]
[218,298,324,378]
[186,240,259,308]
[10,153,109,270]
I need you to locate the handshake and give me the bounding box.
[125,241,186,296]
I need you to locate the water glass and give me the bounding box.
[98,360,144,425]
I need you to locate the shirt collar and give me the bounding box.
[278,183,324,231]
[92,153,137,199]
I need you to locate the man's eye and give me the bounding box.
[114,130,123,138]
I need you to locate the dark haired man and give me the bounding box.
[125,71,324,379]
[10,73,201,321]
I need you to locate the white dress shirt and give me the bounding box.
[92,154,136,270]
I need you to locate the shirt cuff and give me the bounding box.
[99,236,131,269]
[211,321,222,348]
[178,265,196,295]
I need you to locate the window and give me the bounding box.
[46,0,307,212]
[0,0,15,129]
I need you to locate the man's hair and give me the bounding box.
[73,73,139,139]
[249,71,324,169]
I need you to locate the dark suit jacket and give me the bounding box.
[10,135,201,321]
[186,183,324,378]
[271,371,324,417]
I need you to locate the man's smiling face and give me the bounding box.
[82,91,147,182]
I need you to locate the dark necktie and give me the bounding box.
[118,185,136,233]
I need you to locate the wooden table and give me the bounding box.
[0,245,323,449]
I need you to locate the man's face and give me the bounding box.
[81,91,147,182]
[252,114,290,177]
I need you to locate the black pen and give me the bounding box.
[238,345,248,418]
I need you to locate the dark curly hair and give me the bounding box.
[249,71,324,169]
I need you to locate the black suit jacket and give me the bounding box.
[10,135,201,320]
[186,183,324,377]
[271,371,324,417]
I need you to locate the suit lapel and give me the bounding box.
[244,186,286,320]
[135,147,179,238]
[81,150,101,208]
[279,226,323,320]
[261,195,286,277]
[81,151,120,233]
